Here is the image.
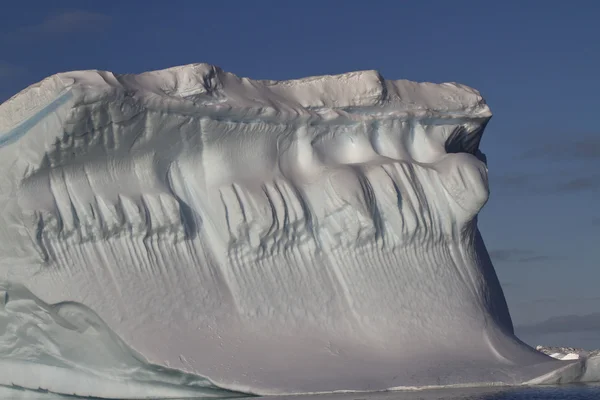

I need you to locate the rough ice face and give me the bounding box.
[0,64,597,398]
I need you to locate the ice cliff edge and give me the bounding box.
[0,64,594,398]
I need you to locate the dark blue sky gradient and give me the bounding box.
[1,0,599,347]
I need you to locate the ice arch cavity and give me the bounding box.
[0,64,593,398]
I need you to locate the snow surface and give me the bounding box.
[0,63,598,398]
[536,346,600,360]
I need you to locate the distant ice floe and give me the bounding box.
[536,345,600,361]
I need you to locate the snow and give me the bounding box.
[536,345,600,360]
[0,282,245,398]
[0,63,598,398]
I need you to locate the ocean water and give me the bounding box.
[2,384,600,400]
[267,384,600,400]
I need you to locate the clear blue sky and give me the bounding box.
[1,0,599,348]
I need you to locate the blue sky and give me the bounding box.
[1,0,599,348]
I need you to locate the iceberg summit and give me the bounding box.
[0,64,597,398]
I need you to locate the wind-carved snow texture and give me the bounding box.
[0,64,598,398]
[0,283,245,398]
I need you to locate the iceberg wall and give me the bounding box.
[0,64,596,398]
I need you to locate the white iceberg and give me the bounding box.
[0,64,598,398]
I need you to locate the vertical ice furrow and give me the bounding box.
[227,183,250,248]
[48,169,73,236]
[137,232,156,276]
[278,180,306,251]
[291,185,316,245]
[69,239,97,293]
[32,212,50,262]
[355,244,378,325]
[45,231,67,270]
[101,111,116,152]
[371,239,400,298]
[143,234,162,276]
[367,166,406,248]
[325,169,371,246]
[230,183,259,250]
[255,244,293,322]
[95,196,122,236]
[139,197,162,275]
[126,234,150,279]
[375,246,405,321]
[139,196,153,240]
[326,249,380,339]
[136,193,187,241]
[219,189,235,246]
[197,228,238,318]
[181,175,229,265]
[409,165,432,245]
[91,240,123,299]
[46,238,63,272]
[153,238,175,291]
[140,235,166,290]
[226,253,254,318]
[158,194,184,240]
[57,131,75,166]
[379,164,406,247]
[279,183,298,252]
[231,183,248,226]
[405,165,430,244]
[258,184,279,258]
[187,237,206,283]
[420,168,443,243]
[415,167,437,240]
[138,106,150,152]
[62,166,98,241]
[157,196,174,235]
[33,148,475,266]
[354,167,384,245]
[431,173,453,241]
[267,182,286,255]
[104,238,127,281]
[305,247,340,325]
[118,195,143,236]
[148,236,167,277]
[393,163,420,242]
[313,251,343,332]
[135,234,156,280]
[281,248,304,319]
[182,240,208,300]
[166,161,200,241]
[224,246,245,315]
[168,242,192,290]
[222,184,247,247]
[272,180,291,252]
[432,173,457,239]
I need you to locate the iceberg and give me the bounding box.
[0,64,598,398]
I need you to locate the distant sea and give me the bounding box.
[2,384,600,400]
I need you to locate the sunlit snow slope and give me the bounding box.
[0,64,598,398]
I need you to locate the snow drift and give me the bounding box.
[0,64,597,398]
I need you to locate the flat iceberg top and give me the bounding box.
[0,63,490,134]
